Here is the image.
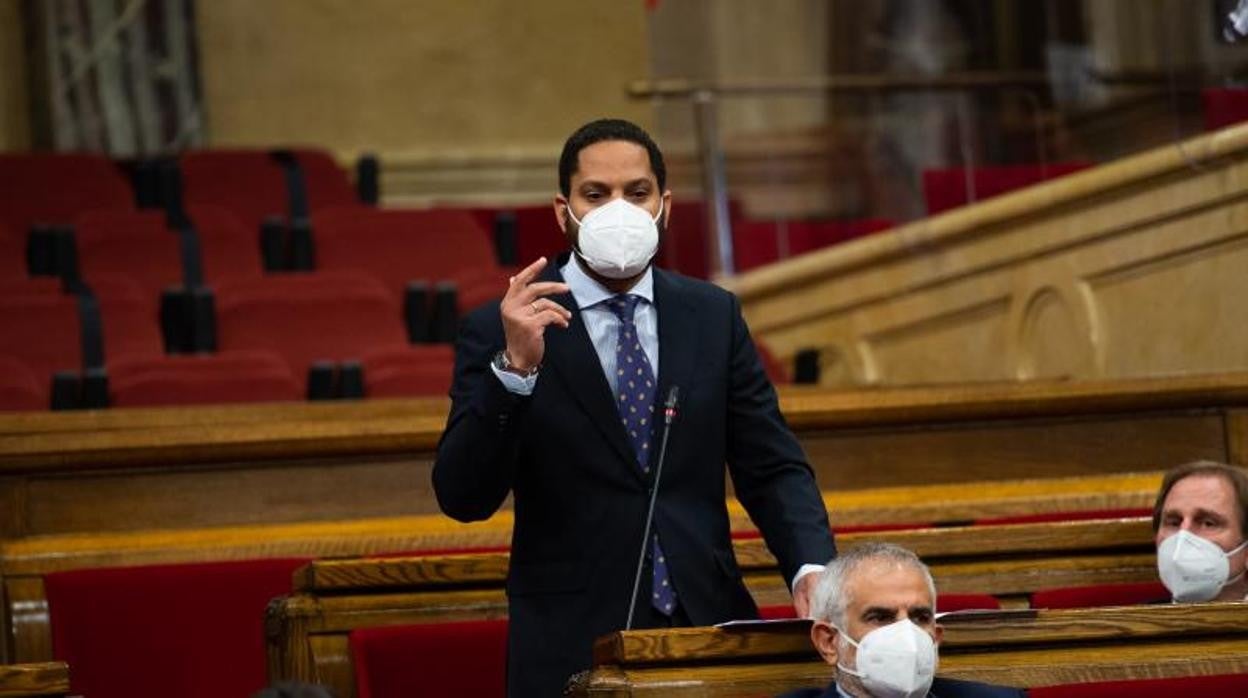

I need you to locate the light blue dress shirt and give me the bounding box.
[491,256,657,395]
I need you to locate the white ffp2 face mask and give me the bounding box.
[1157,529,1248,602]
[835,619,937,698]
[567,197,662,279]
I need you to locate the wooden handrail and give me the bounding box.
[723,122,1248,304]
[628,71,1050,99]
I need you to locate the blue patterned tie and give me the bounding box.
[605,294,677,617]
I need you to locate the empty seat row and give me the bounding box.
[0,272,455,411]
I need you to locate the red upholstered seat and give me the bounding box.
[351,619,509,698]
[75,205,262,298]
[90,274,164,364]
[1030,581,1168,610]
[935,593,1001,612]
[312,207,509,313]
[0,153,134,234]
[0,279,82,380]
[922,162,1092,215]
[45,557,310,698]
[1203,88,1248,132]
[215,271,407,377]
[0,354,46,411]
[109,351,302,407]
[1028,673,1248,697]
[0,224,25,278]
[361,344,456,398]
[180,148,358,231]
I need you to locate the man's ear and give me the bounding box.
[554,196,569,235]
[660,190,673,227]
[932,622,945,647]
[810,620,840,666]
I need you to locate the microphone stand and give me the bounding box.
[626,386,679,631]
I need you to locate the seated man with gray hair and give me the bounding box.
[782,542,1023,698]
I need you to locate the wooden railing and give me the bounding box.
[1,372,1244,541]
[725,122,1248,387]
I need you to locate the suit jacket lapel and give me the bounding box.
[654,269,699,421]
[541,261,639,472]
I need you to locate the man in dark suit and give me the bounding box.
[782,542,1023,698]
[433,118,836,695]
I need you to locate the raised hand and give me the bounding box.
[500,257,572,371]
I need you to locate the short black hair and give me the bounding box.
[558,118,666,197]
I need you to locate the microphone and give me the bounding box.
[625,386,680,631]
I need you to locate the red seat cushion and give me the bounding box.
[1030,581,1168,610]
[0,153,134,233]
[215,271,407,376]
[181,149,357,232]
[75,205,262,298]
[0,354,46,410]
[90,274,164,364]
[361,344,455,399]
[1029,673,1248,697]
[109,351,302,407]
[45,558,310,698]
[351,619,509,698]
[312,207,509,313]
[0,280,82,379]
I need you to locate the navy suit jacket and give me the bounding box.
[433,258,836,696]
[778,676,1027,698]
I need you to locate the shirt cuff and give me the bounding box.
[491,362,538,395]
[791,563,825,594]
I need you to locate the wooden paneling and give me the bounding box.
[572,604,1248,695]
[266,517,1160,697]
[1,373,1244,538]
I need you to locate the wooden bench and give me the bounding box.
[265,516,1160,697]
[0,662,69,698]
[1,372,1244,542]
[570,603,1248,695]
[1,471,1157,665]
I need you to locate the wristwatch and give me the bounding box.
[493,350,540,378]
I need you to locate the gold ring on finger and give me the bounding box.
[530,301,539,315]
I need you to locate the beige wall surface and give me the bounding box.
[728,124,1248,387]
[196,0,651,166]
[0,0,30,151]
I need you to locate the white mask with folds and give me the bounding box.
[568,197,662,279]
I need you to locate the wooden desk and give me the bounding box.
[266,517,1160,697]
[571,603,1248,695]
[0,662,70,697]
